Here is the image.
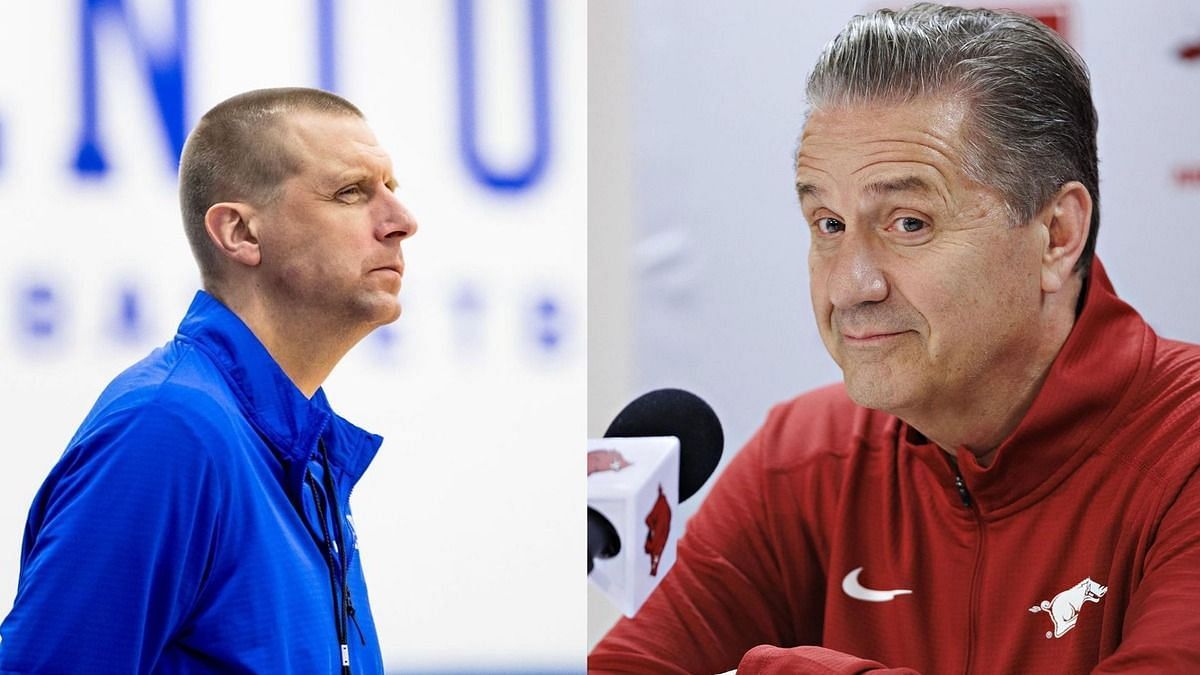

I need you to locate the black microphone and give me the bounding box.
[587,507,620,574]
[587,389,724,615]
[604,388,724,502]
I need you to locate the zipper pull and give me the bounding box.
[348,593,367,645]
[954,474,973,508]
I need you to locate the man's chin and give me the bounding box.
[842,371,910,413]
[356,294,402,328]
[374,301,402,326]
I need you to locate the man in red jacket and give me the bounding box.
[590,4,1200,674]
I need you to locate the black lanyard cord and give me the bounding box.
[317,442,363,646]
[308,440,352,674]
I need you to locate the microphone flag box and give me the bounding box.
[587,436,680,617]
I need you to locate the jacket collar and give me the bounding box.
[902,258,1155,517]
[175,291,383,485]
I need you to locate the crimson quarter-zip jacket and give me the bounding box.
[590,259,1200,674]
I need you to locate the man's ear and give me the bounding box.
[1039,181,1092,294]
[204,202,262,268]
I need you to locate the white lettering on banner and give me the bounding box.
[7,273,577,364]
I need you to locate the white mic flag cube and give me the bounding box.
[587,436,680,617]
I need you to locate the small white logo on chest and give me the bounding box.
[841,567,912,602]
[1029,577,1107,639]
[345,513,359,550]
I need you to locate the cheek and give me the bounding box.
[268,212,361,280]
[278,251,321,281]
[264,232,335,288]
[923,234,1044,350]
[982,230,1046,309]
[808,252,831,311]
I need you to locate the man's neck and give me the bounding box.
[912,360,1057,467]
[207,288,365,399]
[905,280,1085,467]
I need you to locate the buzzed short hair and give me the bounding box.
[178,87,364,284]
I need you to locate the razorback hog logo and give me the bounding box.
[587,449,632,476]
[1029,577,1108,639]
[643,484,672,576]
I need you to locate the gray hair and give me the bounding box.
[178,87,364,286]
[805,3,1099,277]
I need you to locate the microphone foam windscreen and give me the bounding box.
[604,388,724,501]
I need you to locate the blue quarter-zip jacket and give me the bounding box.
[0,291,386,674]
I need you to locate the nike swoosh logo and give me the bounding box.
[842,567,913,602]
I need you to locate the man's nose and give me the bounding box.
[375,188,419,241]
[825,230,888,308]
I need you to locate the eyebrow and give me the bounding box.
[864,175,935,196]
[327,167,397,190]
[794,181,823,201]
[794,175,935,202]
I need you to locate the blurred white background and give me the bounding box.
[0,1,584,672]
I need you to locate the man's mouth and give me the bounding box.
[373,264,404,276]
[841,330,907,343]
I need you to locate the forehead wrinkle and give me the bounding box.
[854,132,961,162]
[352,141,395,176]
[797,99,978,219]
[799,129,960,177]
[319,146,395,190]
[794,155,835,173]
[848,158,955,210]
[288,112,387,160]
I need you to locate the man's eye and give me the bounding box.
[895,216,927,233]
[815,217,845,234]
[337,186,363,202]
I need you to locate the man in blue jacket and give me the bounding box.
[0,87,417,673]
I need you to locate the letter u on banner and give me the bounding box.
[454,0,550,192]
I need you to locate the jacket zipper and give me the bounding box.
[344,482,366,646]
[348,594,366,645]
[307,472,350,674]
[955,467,985,675]
[308,440,355,674]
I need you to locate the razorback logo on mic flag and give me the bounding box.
[587,449,632,476]
[586,436,680,617]
[644,485,671,576]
